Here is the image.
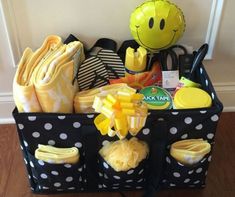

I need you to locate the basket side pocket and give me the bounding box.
[27,152,84,192]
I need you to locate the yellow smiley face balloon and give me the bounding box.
[130,0,185,52]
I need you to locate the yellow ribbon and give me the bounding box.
[35,144,79,164]
[93,87,147,139]
[170,139,211,165]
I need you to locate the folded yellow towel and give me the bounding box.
[35,144,79,164]
[13,35,85,113]
[99,137,149,172]
[170,139,211,165]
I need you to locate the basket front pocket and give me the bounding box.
[97,155,147,191]
[27,153,84,192]
[161,152,212,189]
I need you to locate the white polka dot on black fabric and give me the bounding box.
[169,127,177,135]
[42,186,49,190]
[201,157,207,163]
[64,164,72,168]
[59,133,68,140]
[23,141,28,147]
[112,186,119,189]
[205,171,208,176]
[136,186,143,189]
[102,184,107,188]
[137,178,144,183]
[87,114,94,118]
[103,162,109,169]
[138,169,144,175]
[207,133,214,139]
[126,180,133,183]
[75,142,82,148]
[181,134,188,139]
[79,177,82,182]
[158,118,164,121]
[28,175,31,179]
[166,157,171,164]
[54,182,61,187]
[18,124,24,130]
[51,171,59,176]
[125,185,131,188]
[113,176,120,179]
[196,168,203,173]
[28,116,36,121]
[40,173,48,179]
[20,145,23,150]
[195,124,203,130]
[194,180,200,184]
[208,155,212,162]
[184,178,190,183]
[142,128,150,135]
[211,93,215,100]
[184,117,192,124]
[188,170,194,174]
[58,116,66,120]
[65,177,73,182]
[68,187,75,190]
[73,122,81,128]
[44,123,53,130]
[127,169,134,175]
[104,174,108,179]
[30,161,34,168]
[78,167,83,172]
[172,112,179,115]
[102,140,109,146]
[38,160,44,166]
[211,114,219,122]
[200,68,203,74]
[98,184,102,189]
[170,183,176,187]
[113,183,119,186]
[98,172,103,177]
[205,79,209,87]
[48,140,55,146]
[173,172,181,177]
[200,110,207,114]
[32,132,40,138]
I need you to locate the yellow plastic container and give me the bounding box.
[174,87,212,109]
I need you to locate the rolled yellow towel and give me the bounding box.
[99,137,149,172]
[170,139,211,165]
[35,144,80,164]
[13,35,85,113]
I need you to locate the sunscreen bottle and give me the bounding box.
[125,46,147,76]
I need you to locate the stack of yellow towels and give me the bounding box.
[13,35,85,113]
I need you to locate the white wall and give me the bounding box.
[0,0,234,123]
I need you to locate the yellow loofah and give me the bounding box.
[99,137,149,172]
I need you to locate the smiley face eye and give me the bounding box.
[149,17,154,29]
[160,19,165,30]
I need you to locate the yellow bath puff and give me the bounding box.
[99,137,149,172]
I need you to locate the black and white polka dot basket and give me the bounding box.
[12,65,223,195]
